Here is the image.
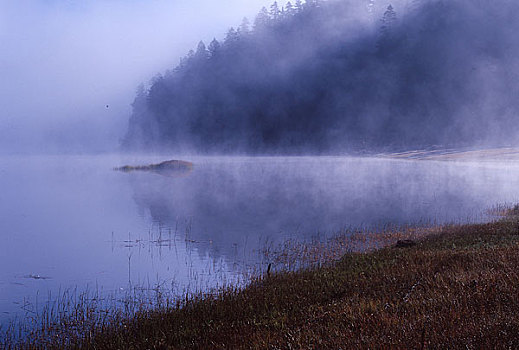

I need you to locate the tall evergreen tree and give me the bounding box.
[270,1,281,20]
[295,0,304,12]
[179,49,194,68]
[285,1,295,16]
[383,5,397,28]
[254,7,270,30]
[377,4,397,50]
[208,38,221,58]
[224,27,239,44]
[195,41,208,60]
[239,17,251,35]
[123,83,153,149]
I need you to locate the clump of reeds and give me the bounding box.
[487,203,519,218]
[263,224,445,272]
[1,286,166,348]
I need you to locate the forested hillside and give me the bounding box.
[123,0,519,154]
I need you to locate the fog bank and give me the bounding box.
[0,0,271,154]
[123,0,519,154]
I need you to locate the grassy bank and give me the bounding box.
[6,209,519,348]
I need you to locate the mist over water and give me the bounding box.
[3,0,519,340]
[2,155,519,324]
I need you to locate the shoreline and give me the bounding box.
[5,208,519,348]
[377,147,519,162]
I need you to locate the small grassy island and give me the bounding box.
[114,160,193,177]
[7,206,519,348]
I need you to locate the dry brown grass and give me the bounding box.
[5,217,519,349]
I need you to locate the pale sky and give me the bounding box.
[0,0,272,153]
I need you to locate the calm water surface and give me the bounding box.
[1,155,519,323]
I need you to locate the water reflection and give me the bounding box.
[129,156,519,263]
[2,155,519,325]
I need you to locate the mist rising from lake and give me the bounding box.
[1,155,518,323]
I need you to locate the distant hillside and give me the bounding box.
[122,0,519,154]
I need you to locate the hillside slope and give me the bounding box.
[123,0,519,153]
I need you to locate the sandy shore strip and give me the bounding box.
[377,147,519,161]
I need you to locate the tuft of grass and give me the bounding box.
[5,214,519,348]
[487,203,519,218]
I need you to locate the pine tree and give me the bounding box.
[381,4,397,33]
[270,1,281,21]
[225,27,239,44]
[195,41,208,60]
[377,5,397,51]
[239,17,251,35]
[208,38,221,58]
[123,83,151,149]
[285,1,295,16]
[131,84,147,114]
[254,7,270,30]
[178,49,193,70]
[295,0,304,12]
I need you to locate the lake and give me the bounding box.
[1,155,519,324]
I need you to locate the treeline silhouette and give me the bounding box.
[123,0,519,154]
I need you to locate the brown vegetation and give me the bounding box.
[6,216,519,349]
